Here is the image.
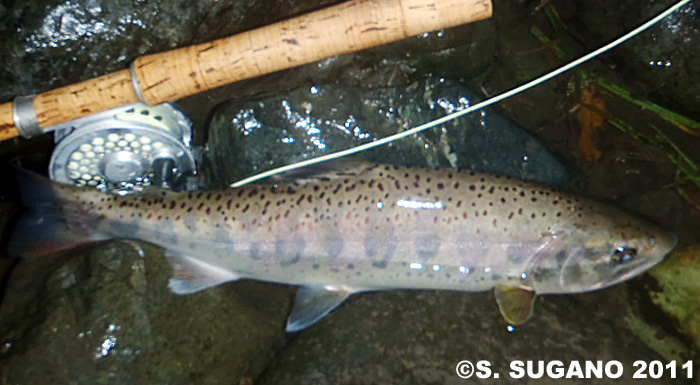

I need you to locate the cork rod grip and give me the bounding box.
[0,0,492,140]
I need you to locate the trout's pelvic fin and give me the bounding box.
[286,286,355,332]
[494,285,536,325]
[166,249,240,294]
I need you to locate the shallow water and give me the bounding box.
[1,0,699,384]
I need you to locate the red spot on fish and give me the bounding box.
[463,212,468,219]
[492,219,498,227]
[434,216,438,223]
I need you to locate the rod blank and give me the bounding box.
[0,0,492,141]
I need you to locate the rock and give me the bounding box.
[640,246,700,356]
[0,242,292,385]
[569,0,700,121]
[0,0,349,102]
[205,77,570,188]
[257,290,691,385]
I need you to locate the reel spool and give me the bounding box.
[49,103,197,194]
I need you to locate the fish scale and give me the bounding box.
[12,163,675,331]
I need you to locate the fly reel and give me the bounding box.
[48,103,197,194]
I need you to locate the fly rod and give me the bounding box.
[0,0,492,142]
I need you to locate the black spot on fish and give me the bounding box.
[312,263,320,270]
[372,261,388,269]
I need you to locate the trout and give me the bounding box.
[9,163,675,331]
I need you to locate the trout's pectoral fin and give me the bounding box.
[286,286,355,332]
[165,249,240,295]
[494,285,536,325]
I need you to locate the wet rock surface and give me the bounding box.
[569,0,700,120]
[0,242,291,384]
[206,77,570,188]
[258,290,692,385]
[0,0,346,101]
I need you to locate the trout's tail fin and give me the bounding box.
[7,169,105,257]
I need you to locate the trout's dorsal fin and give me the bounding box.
[166,249,240,294]
[494,285,536,325]
[270,160,378,185]
[286,286,356,332]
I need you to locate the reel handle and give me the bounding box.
[0,0,492,141]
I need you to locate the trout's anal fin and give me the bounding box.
[494,285,536,325]
[286,286,355,332]
[166,249,240,294]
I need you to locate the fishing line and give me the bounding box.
[231,0,692,187]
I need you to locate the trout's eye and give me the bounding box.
[612,246,637,263]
